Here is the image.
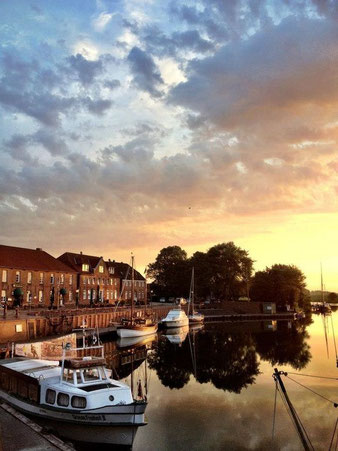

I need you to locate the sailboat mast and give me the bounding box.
[191,267,195,312]
[131,254,134,320]
[321,263,324,305]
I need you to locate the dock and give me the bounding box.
[0,402,74,450]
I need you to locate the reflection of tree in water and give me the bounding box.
[255,321,311,370]
[148,339,191,389]
[195,331,259,393]
[148,330,260,393]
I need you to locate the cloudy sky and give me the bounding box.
[1,0,338,290]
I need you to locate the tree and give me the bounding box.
[206,242,254,301]
[146,246,189,298]
[250,264,309,311]
[328,292,338,304]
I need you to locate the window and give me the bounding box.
[15,271,20,283]
[39,273,43,284]
[108,267,114,274]
[69,291,73,302]
[46,389,56,404]
[99,265,104,273]
[50,274,54,284]
[2,270,7,283]
[69,274,73,285]
[71,396,86,409]
[1,290,6,302]
[110,278,113,285]
[88,289,91,300]
[83,368,100,382]
[82,264,89,272]
[65,369,74,383]
[87,278,90,285]
[27,272,32,284]
[57,392,69,407]
[38,290,43,303]
[83,290,86,300]
[60,274,64,284]
[114,290,117,300]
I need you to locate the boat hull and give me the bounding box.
[0,389,146,446]
[161,318,189,328]
[117,324,158,338]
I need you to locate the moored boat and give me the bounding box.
[188,268,204,323]
[160,307,189,328]
[0,339,147,446]
[117,254,158,338]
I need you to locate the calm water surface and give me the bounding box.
[125,312,337,451]
[20,312,338,450]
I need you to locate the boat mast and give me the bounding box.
[191,267,195,313]
[273,369,311,451]
[321,263,324,305]
[131,254,134,321]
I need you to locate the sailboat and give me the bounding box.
[188,268,204,323]
[315,264,331,314]
[117,255,158,338]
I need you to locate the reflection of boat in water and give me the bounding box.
[0,333,147,447]
[163,325,189,344]
[161,307,189,328]
[189,323,204,332]
[117,333,157,349]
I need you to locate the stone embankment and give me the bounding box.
[0,301,295,345]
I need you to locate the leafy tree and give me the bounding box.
[206,242,254,301]
[328,292,338,303]
[146,246,189,298]
[250,264,309,311]
[189,251,212,300]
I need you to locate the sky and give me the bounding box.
[0,0,338,291]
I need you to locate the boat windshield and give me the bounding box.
[83,368,100,382]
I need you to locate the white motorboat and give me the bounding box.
[161,307,189,328]
[0,339,147,446]
[188,268,204,323]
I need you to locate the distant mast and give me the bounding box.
[320,263,324,305]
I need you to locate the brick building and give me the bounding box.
[0,245,77,307]
[58,252,120,305]
[107,261,147,303]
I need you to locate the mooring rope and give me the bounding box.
[286,372,338,381]
[271,379,278,441]
[285,375,337,407]
[328,417,338,451]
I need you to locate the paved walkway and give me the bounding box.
[0,403,74,450]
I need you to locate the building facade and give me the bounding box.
[0,245,77,307]
[58,252,120,305]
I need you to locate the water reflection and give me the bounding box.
[147,320,311,394]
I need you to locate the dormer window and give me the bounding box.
[108,267,114,274]
[82,264,89,272]
[99,265,104,273]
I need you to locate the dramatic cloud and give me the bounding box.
[127,46,164,97]
[1,0,338,288]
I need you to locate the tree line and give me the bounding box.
[146,242,311,311]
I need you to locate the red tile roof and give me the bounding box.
[0,245,76,272]
[58,252,104,273]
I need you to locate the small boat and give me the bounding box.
[117,333,157,349]
[117,254,158,338]
[0,334,147,446]
[188,268,204,323]
[160,306,189,328]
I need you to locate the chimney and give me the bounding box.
[80,251,82,254]
[108,258,111,262]
[36,247,42,251]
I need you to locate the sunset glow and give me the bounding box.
[1,1,337,290]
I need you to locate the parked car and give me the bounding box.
[159,297,166,303]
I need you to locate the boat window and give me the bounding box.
[46,389,56,404]
[64,369,74,383]
[99,368,107,380]
[75,370,82,384]
[28,384,39,403]
[71,396,87,409]
[57,392,69,407]
[83,368,100,382]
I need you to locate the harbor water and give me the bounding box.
[13,311,338,450]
